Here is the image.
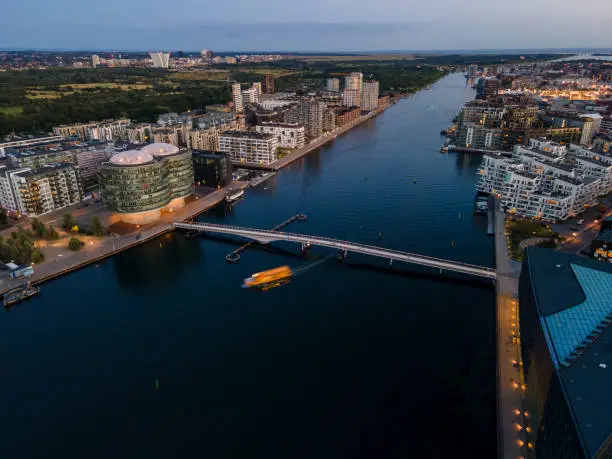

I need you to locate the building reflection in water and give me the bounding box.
[112,232,203,289]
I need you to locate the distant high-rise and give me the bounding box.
[360,81,380,110]
[252,82,262,96]
[299,101,326,138]
[150,52,170,69]
[91,55,100,68]
[344,72,363,105]
[262,74,275,94]
[232,83,243,114]
[326,78,340,92]
[342,89,360,108]
[242,88,259,105]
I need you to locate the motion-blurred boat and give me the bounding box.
[243,266,292,291]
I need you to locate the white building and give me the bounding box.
[0,164,83,217]
[219,131,278,165]
[252,82,262,96]
[326,78,340,92]
[256,123,305,149]
[360,81,379,110]
[344,72,363,106]
[242,87,259,105]
[150,52,170,68]
[476,139,606,222]
[342,89,360,108]
[232,83,243,114]
[53,119,130,141]
[92,55,100,68]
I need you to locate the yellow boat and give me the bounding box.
[243,266,292,290]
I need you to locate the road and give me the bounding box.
[494,198,530,459]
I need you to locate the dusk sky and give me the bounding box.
[2,0,611,51]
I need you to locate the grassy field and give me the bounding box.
[295,54,418,62]
[507,218,558,261]
[58,82,153,90]
[169,71,229,81]
[0,106,24,115]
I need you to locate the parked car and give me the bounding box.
[577,219,584,225]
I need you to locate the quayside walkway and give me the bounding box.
[173,221,497,280]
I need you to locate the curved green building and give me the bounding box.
[100,143,193,224]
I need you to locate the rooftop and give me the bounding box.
[140,142,180,157]
[524,248,612,458]
[109,149,154,166]
[220,131,274,140]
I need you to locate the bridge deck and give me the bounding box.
[174,221,497,280]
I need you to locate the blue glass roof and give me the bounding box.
[543,264,612,367]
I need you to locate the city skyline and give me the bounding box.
[2,0,612,51]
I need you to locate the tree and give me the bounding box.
[91,216,105,237]
[31,250,45,264]
[46,226,59,240]
[62,213,77,230]
[31,218,48,239]
[0,209,8,226]
[68,237,83,251]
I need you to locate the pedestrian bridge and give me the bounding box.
[173,221,497,280]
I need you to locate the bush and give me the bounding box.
[46,226,59,240]
[91,216,105,237]
[31,218,47,238]
[31,250,45,264]
[62,213,77,230]
[68,237,83,251]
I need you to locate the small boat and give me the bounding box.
[440,146,449,153]
[3,282,40,307]
[243,266,292,291]
[225,190,244,203]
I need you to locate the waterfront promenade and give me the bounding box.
[494,198,527,459]
[0,182,248,294]
[270,104,389,170]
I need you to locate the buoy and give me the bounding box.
[414,178,417,184]
[378,232,382,240]
[154,378,159,390]
[451,240,455,247]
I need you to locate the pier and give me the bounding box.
[174,221,497,280]
[225,214,308,263]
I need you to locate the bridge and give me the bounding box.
[173,221,497,280]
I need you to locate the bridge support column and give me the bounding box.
[389,258,393,266]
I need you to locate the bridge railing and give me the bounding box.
[174,221,496,275]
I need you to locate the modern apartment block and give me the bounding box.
[126,123,152,144]
[242,87,259,105]
[151,122,192,148]
[255,122,305,149]
[219,131,278,165]
[360,81,379,110]
[326,78,340,92]
[342,89,360,108]
[477,139,609,221]
[232,83,243,114]
[0,135,63,157]
[53,119,130,141]
[0,164,83,217]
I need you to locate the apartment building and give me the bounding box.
[0,164,83,217]
[232,83,243,113]
[219,131,278,165]
[326,78,340,92]
[255,123,305,149]
[342,89,360,108]
[477,139,605,221]
[360,81,379,110]
[53,119,130,141]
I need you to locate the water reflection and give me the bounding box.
[112,233,203,289]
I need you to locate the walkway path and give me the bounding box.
[494,197,528,459]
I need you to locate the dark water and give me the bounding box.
[0,74,496,459]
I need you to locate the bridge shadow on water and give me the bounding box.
[189,233,494,290]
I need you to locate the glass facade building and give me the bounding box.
[519,248,612,459]
[100,143,194,224]
[192,151,233,188]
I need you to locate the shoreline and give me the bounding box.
[0,86,433,297]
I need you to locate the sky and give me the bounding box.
[2,0,612,51]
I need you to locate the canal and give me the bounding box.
[0,73,496,458]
